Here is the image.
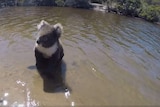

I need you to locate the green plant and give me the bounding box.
[55,0,65,6]
[116,0,141,16]
[139,5,160,22]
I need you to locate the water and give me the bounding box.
[0,7,160,106]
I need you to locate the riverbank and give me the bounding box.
[91,0,160,23]
[91,3,160,25]
[0,0,160,24]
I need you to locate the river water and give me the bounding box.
[0,7,160,106]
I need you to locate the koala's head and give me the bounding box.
[36,20,63,48]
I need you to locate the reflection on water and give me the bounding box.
[0,80,39,107]
[0,7,160,106]
[0,93,9,106]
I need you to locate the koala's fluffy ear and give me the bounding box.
[54,23,63,37]
[37,20,49,30]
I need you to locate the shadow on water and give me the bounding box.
[28,60,70,93]
[28,65,37,70]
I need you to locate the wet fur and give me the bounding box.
[35,20,64,76]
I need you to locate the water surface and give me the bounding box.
[0,7,160,106]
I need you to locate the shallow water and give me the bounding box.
[0,7,160,106]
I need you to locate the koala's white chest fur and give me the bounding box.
[35,42,58,58]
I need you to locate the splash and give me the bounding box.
[15,80,39,107]
[64,89,75,107]
[16,80,26,87]
[0,93,9,106]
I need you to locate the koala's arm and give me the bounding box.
[59,44,64,61]
[35,49,45,69]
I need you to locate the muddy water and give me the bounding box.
[0,7,160,106]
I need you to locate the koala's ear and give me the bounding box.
[37,20,49,30]
[53,23,63,37]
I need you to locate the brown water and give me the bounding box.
[0,7,160,106]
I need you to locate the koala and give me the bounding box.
[34,20,64,76]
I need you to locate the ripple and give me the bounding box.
[0,7,160,106]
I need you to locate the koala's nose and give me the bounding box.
[36,40,40,44]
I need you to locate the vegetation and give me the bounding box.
[55,0,65,6]
[90,0,160,22]
[0,0,160,23]
[33,0,56,6]
[115,0,141,16]
[139,5,160,22]
[65,0,91,8]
